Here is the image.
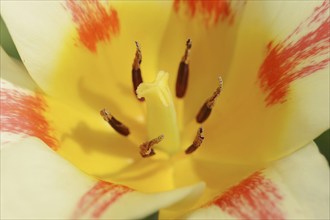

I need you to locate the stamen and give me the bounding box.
[185,127,204,154]
[100,108,130,136]
[176,39,192,98]
[132,41,144,101]
[140,134,164,158]
[196,76,223,123]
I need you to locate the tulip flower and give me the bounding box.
[1,0,329,219]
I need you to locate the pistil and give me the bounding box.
[137,71,180,155]
[100,40,222,157]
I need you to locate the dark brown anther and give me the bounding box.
[185,127,204,154]
[196,102,212,123]
[176,39,192,98]
[132,41,144,101]
[196,76,223,123]
[100,109,130,136]
[140,134,164,158]
[176,62,189,98]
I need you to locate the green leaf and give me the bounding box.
[315,129,330,166]
[0,16,21,60]
[141,211,158,220]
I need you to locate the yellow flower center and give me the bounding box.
[48,35,223,192]
[96,40,221,158]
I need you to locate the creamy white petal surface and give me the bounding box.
[1,137,205,219]
[184,142,330,220]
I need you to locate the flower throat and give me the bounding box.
[100,40,223,158]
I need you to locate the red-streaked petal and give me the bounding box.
[72,180,204,220]
[1,1,172,113]
[1,49,139,177]
[258,0,330,106]
[1,137,205,219]
[1,82,58,149]
[158,0,246,125]
[194,0,329,164]
[72,181,132,219]
[173,0,235,26]
[65,0,120,53]
[207,171,284,219]
[182,142,329,219]
[0,49,58,149]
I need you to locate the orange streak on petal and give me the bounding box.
[258,0,330,106]
[209,171,284,220]
[65,0,120,52]
[173,0,233,26]
[0,81,58,150]
[72,181,132,219]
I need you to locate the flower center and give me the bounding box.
[101,40,223,157]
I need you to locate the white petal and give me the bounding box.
[265,142,330,219]
[0,48,45,146]
[95,183,204,220]
[1,0,72,89]
[184,142,329,219]
[0,48,37,91]
[1,137,205,219]
[197,0,330,164]
[1,137,95,219]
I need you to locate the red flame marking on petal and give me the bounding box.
[258,0,330,106]
[209,171,284,220]
[173,0,233,26]
[0,82,58,150]
[72,181,132,219]
[65,0,120,52]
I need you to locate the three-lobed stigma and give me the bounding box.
[100,40,223,158]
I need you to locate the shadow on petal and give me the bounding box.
[61,121,138,159]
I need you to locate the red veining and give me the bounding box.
[0,82,58,149]
[209,171,284,220]
[259,0,330,106]
[173,0,233,25]
[72,181,132,219]
[65,0,120,52]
